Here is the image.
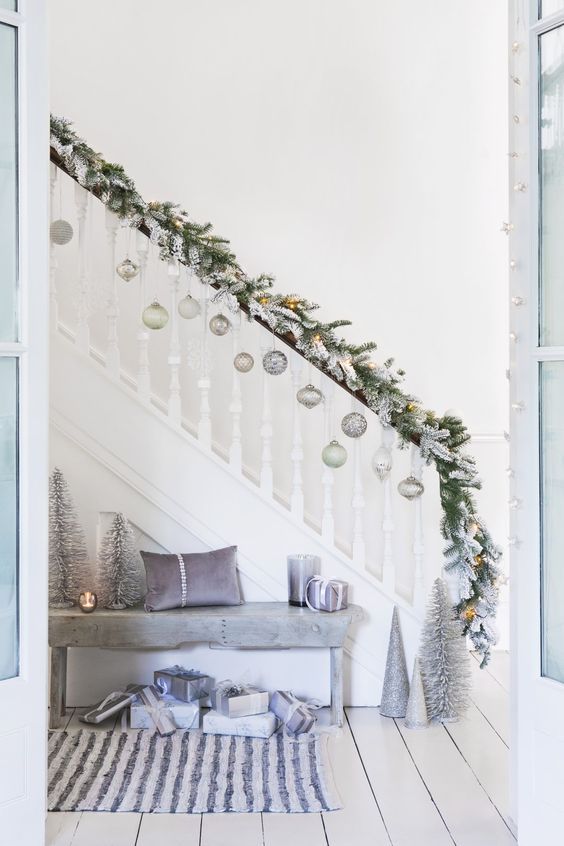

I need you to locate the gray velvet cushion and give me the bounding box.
[141,546,242,611]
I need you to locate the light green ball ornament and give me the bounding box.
[142,299,169,330]
[321,439,348,468]
[178,294,201,319]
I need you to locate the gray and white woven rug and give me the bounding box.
[47,729,341,813]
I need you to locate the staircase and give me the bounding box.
[48,145,501,705]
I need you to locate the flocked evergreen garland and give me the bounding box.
[50,114,501,665]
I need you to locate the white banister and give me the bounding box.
[321,377,335,544]
[259,343,274,496]
[411,444,425,613]
[104,209,120,377]
[228,312,243,472]
[74,183,90,353]
[381,425,395,592]
[351,412,366,567]
[49,163,59,330]
[135,232,151,402]
[167,260,182,425]
[290,353,304,519]
[197,284,212,449]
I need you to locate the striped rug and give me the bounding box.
[47,730,341,813]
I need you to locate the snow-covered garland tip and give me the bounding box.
[50,115,502,666]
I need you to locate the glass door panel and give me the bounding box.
[539,25,564,346]
[0,2,16,10]
[542,1,564,16]
[0,22,18,341]
[0,358,18,681]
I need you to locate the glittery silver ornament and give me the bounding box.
[341,411,367,438]
[296,383,323,409]
[321,439,347,468]
[380,606,409,718]
[142,300,169,330]
[50,219,74,245]
[262,349,288,375]
[209,313,231,336]
[404,657,428,730]
[234,352,254,373]
[116,258,140,281]
[372,446,392,481]
[178,294,201,319]
[397,475,424,500]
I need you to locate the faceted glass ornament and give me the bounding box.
[321,439,348,468]
[341,411,368,438]
[178,294,201,319]
[263,349,288,375]
[116,258,140,281]
[142,299,169,330]
[296,383,323,409]
[372,446,393,481]
[50,219,74,245]
[209,313,231,336]
[397,475,424,500]
[234,351,254,373]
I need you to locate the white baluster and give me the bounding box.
[259,343,274,496]
[228,313,243,472]
[381,425,395,592]
[167,260,182,425]
[136,232,151,402]
[321,377,335,543]
[351,412,366,566]
[74,183,90,352]
[104,209,120,377]
[411,444,426,613]
[197,285,212,449]
[49,164,59,331]
[290,354,304,519]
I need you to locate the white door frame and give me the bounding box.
[0,0,48,843]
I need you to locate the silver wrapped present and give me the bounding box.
[269,690,320,735]
[305,576,348,612]
[136,685,176,736]
[79,684,144,725]
[210,680,269,718]
[131,694,200,730]
[154,666,212,702]
[203,709,278,738]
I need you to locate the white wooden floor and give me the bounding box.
[46,652,513,846]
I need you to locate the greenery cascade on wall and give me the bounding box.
[50,114,502,666]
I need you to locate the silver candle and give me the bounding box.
[287,554,321,607]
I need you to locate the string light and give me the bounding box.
[513,114,521,124]
[506,467,515,477]
[501,222,515,234]
[511,295,525,305]
[510,259,517,270]
[509,331,518,341]
[508,497,522,509]
[513,182,527,192]
[511,41,521,53]
[508,536,522,547]
[511,401,525,411]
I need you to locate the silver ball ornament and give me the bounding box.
[209,313,231,336]
[398,475,424,500]
[234,352,254,373]
[321,439,348,468]
[50,219,74,245]
[372,446,392,481]
[116,258,140,281]
[341,412,368,438]
[142,299,169,330]
[262,349,288,375]
[296,384,323,409]
[178,294,201,319]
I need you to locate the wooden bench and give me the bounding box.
[49,601,362,730]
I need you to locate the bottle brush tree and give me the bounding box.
[98,512,140,609]
[49,467,90,608]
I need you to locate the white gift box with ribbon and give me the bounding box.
[131,692,200,731]
[203,709,278,738]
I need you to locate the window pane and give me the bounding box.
[0,2,17,10]
[542,0,564,16]
[0,23,18,341]
[539,26,564,346]
[0,358,18,681]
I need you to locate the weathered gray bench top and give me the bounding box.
[48,602,363,729]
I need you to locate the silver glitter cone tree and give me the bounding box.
[49,467,90,608]
[98,513,141,610]
[419,578,471,722]
[405,657,428,729]
[380,606,410,717]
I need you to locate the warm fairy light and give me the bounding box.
[367,362,376,369]
[509,260,517,270]
[513,182,527,192]
[511,41,521,53]
[468,519,479,537]
[501,221,515,234]
[285,296,300,310]
[313,334,322,343]
[406,402,416,412]
[511,296,524,305]
[465,608,476,622]
[509,331,518,342]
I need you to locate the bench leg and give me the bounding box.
[330,646,344,727]
[50,647,67,729]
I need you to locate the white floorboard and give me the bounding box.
[469,658,510,746]
[70,812,142,845]
[45,812,82,846]
[136,812,201,845]
[200,812,264,846]
[262,811,327,846]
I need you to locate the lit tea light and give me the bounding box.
[78,591,98,613]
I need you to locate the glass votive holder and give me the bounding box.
[287,554,321,607]
[78,591,98,613]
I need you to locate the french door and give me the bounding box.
[511,1,564,841]
[0,1,48,844]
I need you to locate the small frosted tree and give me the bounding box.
[98,513,140,609]
[49,467,90,607]
[419,577,471,722]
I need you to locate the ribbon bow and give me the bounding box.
[305,576,345,612]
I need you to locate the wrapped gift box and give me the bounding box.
[135,685,176,736]
[131,693,200,730]
[203,709,278,738]
[270,690,318,735]
[79,684,144,725]
[210,680,269,718]
[154,666,211,702]
[306,576,348,612]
